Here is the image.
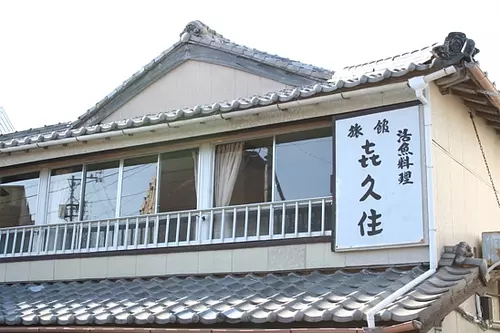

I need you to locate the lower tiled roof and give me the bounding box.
[0,243,490,328]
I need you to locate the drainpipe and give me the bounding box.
[365,66,457,329]
[0,82,411,154]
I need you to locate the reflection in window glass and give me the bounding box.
[120,155,158,216]
[82,161,120,220]
[212,138,273,239]
[0,172,39,227]
[214,138,273,207]
[275,128,332,200]
[158,149,197,212]
[157,149,198,243]
[46,166,83,223]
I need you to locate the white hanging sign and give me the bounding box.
[334,105,426,250]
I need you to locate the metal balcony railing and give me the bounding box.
[0,197,332,258]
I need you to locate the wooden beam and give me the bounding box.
[486,120,500,130]
[464,102,500,115]
[438,75,470,91]
[451,90,490,105]
[475,112,500,124]
[450,82,480,95]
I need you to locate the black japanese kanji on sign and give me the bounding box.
[358,140,382,168]
[398,171,414,185]
[348,123,363,138]
[397,128,412,143]
[359,174,381,201]
[396,128,414,185]
[374,119,390,134]
[354,131,383,237]
[358,209,383,236]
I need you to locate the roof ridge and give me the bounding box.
[179,20,231,44]
[333,32,480,83]
[339,43,439,72]
[179,20,333,75]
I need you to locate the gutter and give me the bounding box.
[0,82,411,154]
[365,65,457,329]
[0,321,420,333]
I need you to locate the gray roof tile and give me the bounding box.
[0,242,490,328]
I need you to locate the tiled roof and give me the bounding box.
[0,243,489,328]
[0,31,493,152]
[331,44,438,84]
[0,122,71,142]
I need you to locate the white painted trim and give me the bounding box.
[115,159,125,218]
[197,143,214,241]
[36,168,50,225]
[154,153,161,214]
[78,165,87,221]
[271,135,277,202]
[421,86,437,268]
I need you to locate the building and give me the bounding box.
[0,22,500,333]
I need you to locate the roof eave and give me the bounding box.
[0,321,421,333]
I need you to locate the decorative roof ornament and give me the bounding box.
[432,32,480,66]
[180,20,230,44]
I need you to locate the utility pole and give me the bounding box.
[62,171,103,222]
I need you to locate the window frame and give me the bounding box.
[212,126,332,206]
[1,117,333,227]
[0,170,42,227]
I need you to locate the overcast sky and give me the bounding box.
[0,0,498,131]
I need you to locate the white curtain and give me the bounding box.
[213,142,244,238]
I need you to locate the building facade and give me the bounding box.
[0,23,500,333]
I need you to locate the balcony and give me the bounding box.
[0,197,332,258]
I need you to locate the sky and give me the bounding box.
[0,0,499,131]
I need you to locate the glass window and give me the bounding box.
[46,166,83,223]
[275,128,332,200]
[214,138,273,207]
[81,161,120,220]
[157,149,198,243]
[120,155,158,216]
[0,172,39,228]
[158,149,197,213]
[212,138,273,239]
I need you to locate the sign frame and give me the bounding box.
[331,101,430,252]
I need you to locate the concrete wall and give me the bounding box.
[103,60,291,123]
[430,82,500,255]
[0,242,427,283]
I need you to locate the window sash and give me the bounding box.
[6,121,333,226]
